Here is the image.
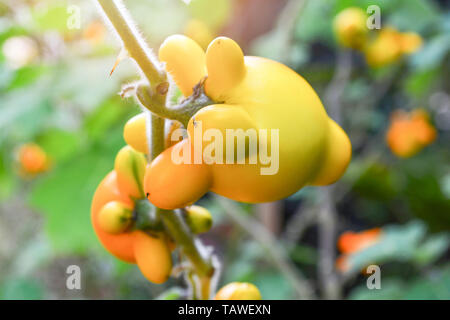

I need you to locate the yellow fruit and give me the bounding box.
[214,282,262,300]
[92,172,172,285]
[91,171,136,263]
[124,113,149,154]
[365,27,423,68]
[159,34,207,97]
[144,139,212,210]
[399,32,423,54]
[185,205,213,234]
[333,7,368,50]
[17,143,50,175]
[97,201,133,234]
[365,28,403,67]
[386,109,436,158]
[165,120,183,148]
[145,35,352,210]
[114,145,147,200]
[133,231,172,284]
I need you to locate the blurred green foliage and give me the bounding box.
[0,0,448,300]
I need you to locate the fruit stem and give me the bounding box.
[96,0,167,92]
[136,81,215,128]
[151,98,215,299]
[96,0,215,299]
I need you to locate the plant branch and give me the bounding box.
[97,0,166,89]
[316,49,353,300]
[96,0,215,300]
[317,186,341,299]
[282,203,318,244]
[136,82,215,128]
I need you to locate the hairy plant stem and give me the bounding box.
[96,0,215,300]
[137,82,215,128]
[97,0,166,90]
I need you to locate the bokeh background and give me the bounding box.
[0,0,449,299]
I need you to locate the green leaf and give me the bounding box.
[0,277,44,300]
[36,128,81,163]
[253,271,292,300]
[352,162,400,201]
[28,128,124,254]
[386,0,438,32]
[413,234,449,266]
[0,150,17,200]
[403,161,450,232]
[404,68,439,98]
[289,244,317,265]
[294,0,335,44]
[84,97,134,141]
[32,1,72,32]
[410,34,450,71]
[0,79,53,144]
[350,265,450,300]
[7,65,50,90]
[403,266,450,299]
[349,279,405,300]
[187,0,231,29]
[155,287,184,300]
[347,221,427,271]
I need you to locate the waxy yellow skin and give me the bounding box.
[333,7,368,50]
[185,205,213,234]
[364,27,423,68]
[145,35,351,210]
[97,200,133,234]
[214,282,262,300]
[115,145,147,200]
[124,113,148,154]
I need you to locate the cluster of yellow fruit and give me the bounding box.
[333,7,423,67]
[93,122,261,299]
[125,34,351,210]
[94,29,354,298]
[91,145,213,284]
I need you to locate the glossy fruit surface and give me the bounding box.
[114,145,147,200]
[124,113,149,154]
[97,201,133,234]
[214,282,262,300]
[92,169,173,283]
[91,171,136,262]
[145,35,352,209]
[185,205,213,234]
[133,231,172,284]
[365,27,423,68]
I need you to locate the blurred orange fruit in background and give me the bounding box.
[386,109,437,158]
[336,228,382,273]
[17,143,50,175]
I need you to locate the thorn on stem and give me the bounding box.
[156,82,169,95]
[110,47,128,76]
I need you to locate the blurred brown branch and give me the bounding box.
[221,0,288,51]
[213,195,316,299]
[317,49,353,299]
